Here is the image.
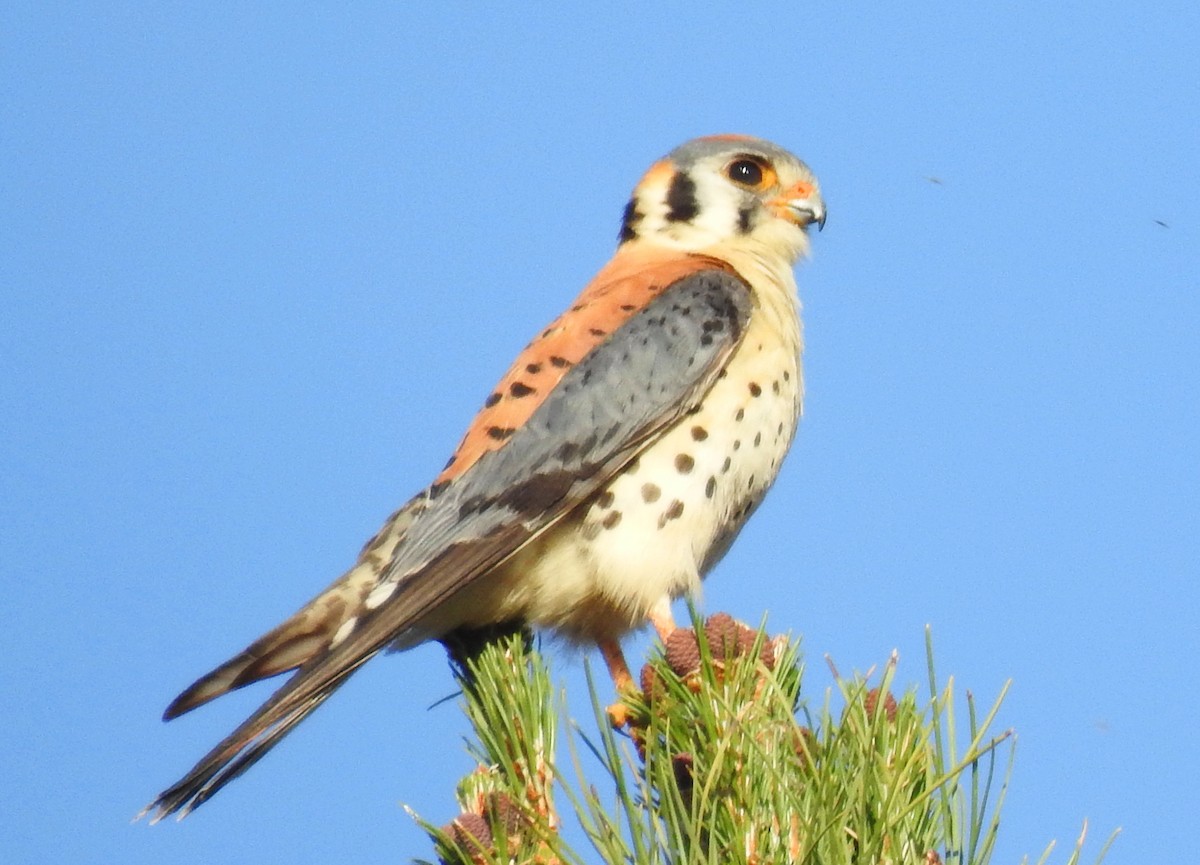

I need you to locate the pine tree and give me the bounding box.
[414,614,1117,865]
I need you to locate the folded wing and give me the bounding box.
[146,264,752,819]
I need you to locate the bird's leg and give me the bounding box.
[648,596,677,642]
[598,638,638,729]
[598,638,635,692]
[601,599,679,730]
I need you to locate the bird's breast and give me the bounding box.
[476,306,803,642]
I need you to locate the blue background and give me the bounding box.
[3,4,1196,862]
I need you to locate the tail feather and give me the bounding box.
[144,501,428,818]
[161,501,423,720]
[162,630,328,720]
[145,690,335,821]
[143,647,372,821]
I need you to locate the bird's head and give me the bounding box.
[618,134,825,265]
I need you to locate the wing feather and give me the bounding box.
[146,264,753,820]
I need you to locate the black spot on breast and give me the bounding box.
[484,392,502,408]
[596,490,615,509]
[526,362,542,374]
[721,456,732,473]
[691,425,708,441]
[665,171,699,223]
[641,483,661,503]
[620,303,636,311]
[602,510,623,530]
[675,453,694,474]
[589,327,606,337]
[749,382,762,397]
[783,370,791,382]
[735,408,745,422]
[705,476,717,498]
[772,380,781,395]
[510,381,536,398]
[487,426,515,441]
[658,499,685,528]
[549,355,571,368]
[753,432,762,447]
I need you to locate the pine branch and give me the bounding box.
[411,615,1119,865]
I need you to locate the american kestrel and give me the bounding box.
[146,134,825,820]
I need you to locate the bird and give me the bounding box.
[145,134,825,821]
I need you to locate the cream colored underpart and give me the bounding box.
[446,250,805,643]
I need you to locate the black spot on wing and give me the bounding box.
[487,469,577,516]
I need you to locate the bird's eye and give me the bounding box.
[727,158,767,188]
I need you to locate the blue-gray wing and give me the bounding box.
[146,268,752,819]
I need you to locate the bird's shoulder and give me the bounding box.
[437,245,746,484]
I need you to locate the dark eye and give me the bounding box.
[727,159,765,187]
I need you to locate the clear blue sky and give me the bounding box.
[3,4,1196,863]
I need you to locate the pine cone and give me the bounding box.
[441,812,492,861]
[664,628,701,677]
[864,687,898,722]
[703,612,743,659]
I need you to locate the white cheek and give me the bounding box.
[686,174,744,240]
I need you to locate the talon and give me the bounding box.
[606,702,632,729]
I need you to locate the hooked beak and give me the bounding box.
[770,180,826,231]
